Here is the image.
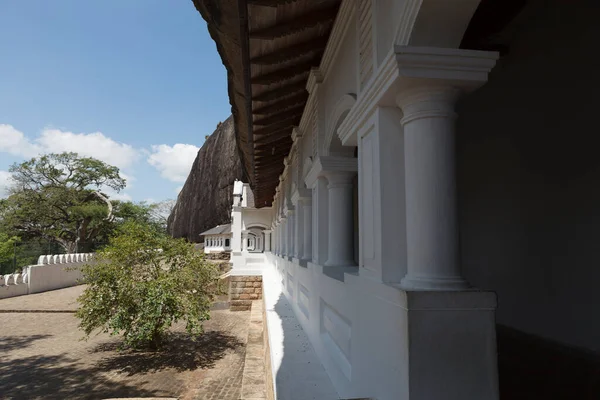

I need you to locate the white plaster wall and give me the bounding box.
[0,253,92,298]
[321,16,358,156]
[375,0,405,65]
[457,0,600,351]
[29,256,90,294]
[0,274,28,299]
[242,208,272,230]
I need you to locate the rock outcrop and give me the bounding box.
[167,116,245,242]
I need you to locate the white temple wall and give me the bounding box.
[320,14,358,158]
[457,0,600,352]
[264,1,501,399]
[241,208,272,231]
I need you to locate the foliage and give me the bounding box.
[76,221,220,349]
[0,232,19,274]
[1,152,126,253]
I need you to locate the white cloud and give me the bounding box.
[37,129,139,169]
[147,144,198,183]
[0,124,39,157]
[0,124,139,170]
[0,170,13,198]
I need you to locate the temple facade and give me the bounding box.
[197,0,600,399]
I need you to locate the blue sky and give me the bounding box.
[0,0,231,202]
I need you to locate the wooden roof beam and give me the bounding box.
[250,36,328,65]
[254,129,293,145]
[247,0,295,7]
[253,115,299,136]
[253,92,308,115]
[251,60,316,85]
[249,4,339,40]
[252,81,306,102]
[254,143,291,155]
[253,105,305,126]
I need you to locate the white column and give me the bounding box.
[287,209,295,258]
[232,207,242,253]
[264,230,272,252]
[281,217,288,256]
[396,86,467,290]
[324,171,356,267]
[294,201,304,259]
[242,231,249,252]
[312,177,329,265]
[302,199,312,260]
[279,224,283,255]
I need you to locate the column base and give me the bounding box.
[399,274,469,291]
[324,259,356,268]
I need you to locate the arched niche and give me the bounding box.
[323,93,357,157]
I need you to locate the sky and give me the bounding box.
[0,0,231,202]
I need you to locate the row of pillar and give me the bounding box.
[272,170,355,269]
[270,87,484,289]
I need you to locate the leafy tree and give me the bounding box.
[0,232,19,274]
[76,221,220,349]
[1,152,126,253]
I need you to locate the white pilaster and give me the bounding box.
[287,209,295,258]
[231,206,242,253]
[281,217,288,256]
[242,231,249,252]
[264,230,272,252]
[302,199,312,260]
[311,178,329,265]
[293,203,304,259]
[324,171,356,267]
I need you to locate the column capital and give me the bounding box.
[396,86,461,125]
[304,156,357,188]
[339,46,498,147]
[322,170,356,188]
[263,229,272,234]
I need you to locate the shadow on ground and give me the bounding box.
[94,331,243,375]
[0,330,242,400]
[0,334,51,352]
[0,350,159,400]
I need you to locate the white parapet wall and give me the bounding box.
[0,253,94,299]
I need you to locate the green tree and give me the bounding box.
[1,152,126,253]
[76,221,220,349]
[0,232,19,274]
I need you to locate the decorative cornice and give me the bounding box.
[291,126,303,141]
[291,188,311,205]
[338,46,498,146]
[306,68,324,94]
[320,0,356,78]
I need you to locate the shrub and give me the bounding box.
[76,221,220,349]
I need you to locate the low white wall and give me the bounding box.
[0,273,29,299]
[0,253,94,299]
[231,252,266,276]
[265,253,407,400]
[264,253,497,400]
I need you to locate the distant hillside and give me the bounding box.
[167,115,245,241]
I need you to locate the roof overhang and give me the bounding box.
[193,0,341,207]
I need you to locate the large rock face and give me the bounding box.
[167,116,245,242]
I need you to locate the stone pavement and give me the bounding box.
[0,286,252,400]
